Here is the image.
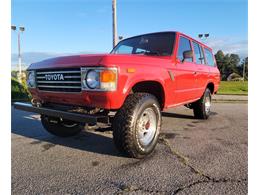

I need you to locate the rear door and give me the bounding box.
[174,35,198,103]
[204,47,220,91]
[192,41,210,98]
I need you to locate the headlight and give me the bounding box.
[86,70,100,89]
[81,67,117,91]
[26,71,36,88]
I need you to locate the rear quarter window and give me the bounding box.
[204,48,215,67]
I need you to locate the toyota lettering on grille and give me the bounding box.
[45,74,65,81]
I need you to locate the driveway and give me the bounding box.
[11,103,248,194]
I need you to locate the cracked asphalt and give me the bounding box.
[11,103,248,194]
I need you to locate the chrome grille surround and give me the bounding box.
[36,68,81,93]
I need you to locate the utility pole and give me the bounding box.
[12,25,25,83]
[112,0,118,48]
[242,60,246,81]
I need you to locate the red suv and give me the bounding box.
[15,31,220,158]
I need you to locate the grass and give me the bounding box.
[11,77,31,101]
[218,81,248,95]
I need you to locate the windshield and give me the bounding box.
[111,32,175,56]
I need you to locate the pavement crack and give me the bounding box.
[112,182,168,194]
[158,136,206,178]
[172,178,247,194]
[41,143,56,152]
[172,179,208,194]
[208,178,247,184]
[158,136,247,194]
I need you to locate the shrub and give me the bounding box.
[11,77,31,101]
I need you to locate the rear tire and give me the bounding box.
[112,93,162,158]
[41,115,84,137]
[192,88,212,119]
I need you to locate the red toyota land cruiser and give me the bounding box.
[15,31,220,158]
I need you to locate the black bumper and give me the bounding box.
[13,102,109,124]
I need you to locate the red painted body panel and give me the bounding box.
[28,31,220,110]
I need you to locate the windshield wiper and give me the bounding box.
[135,51,160,56]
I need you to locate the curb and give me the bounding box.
[213,95,248,103]
[212,100,248,103]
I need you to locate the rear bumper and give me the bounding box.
[14,102,109,124]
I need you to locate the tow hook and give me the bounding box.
[31,98,42,107]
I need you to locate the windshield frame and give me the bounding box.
[111,32,176,57]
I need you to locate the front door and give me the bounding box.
[173,36,198,104]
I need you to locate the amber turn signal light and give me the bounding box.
[100,70,116,83]
[127,68,136,73]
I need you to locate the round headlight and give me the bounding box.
[27,71,35,87]
[86,70,99,89]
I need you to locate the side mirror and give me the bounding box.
[182,50,193,62]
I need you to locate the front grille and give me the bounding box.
[36,68,81,92]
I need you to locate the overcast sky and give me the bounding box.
[11,0,248,68]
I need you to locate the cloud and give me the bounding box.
[11,51,99,70]
[206,37,248,58]
[11,52,72,70]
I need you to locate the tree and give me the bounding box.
[229,54,240,74]
[214,50,243,80]
[215,50,225,73]
[222,54,232,80]
[215,51,231,80]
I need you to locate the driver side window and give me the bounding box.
[177,36,192,62]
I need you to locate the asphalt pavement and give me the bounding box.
[11,102,248,195]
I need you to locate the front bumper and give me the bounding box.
[14,102,109,124]
[29,88,126,110]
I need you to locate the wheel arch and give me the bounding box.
[129,80,166,110]
[206,82,215,94]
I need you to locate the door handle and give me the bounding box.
[193,71,197,75]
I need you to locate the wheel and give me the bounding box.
[192,88,212,119]
[41,115,85,137]
[112,93,162,158]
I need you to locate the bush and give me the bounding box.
[11,77,31,101]
[227,73,242,81]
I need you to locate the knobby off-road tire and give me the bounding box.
[193,88,212,119]
[41,115,85,137]
[112,93,162,158]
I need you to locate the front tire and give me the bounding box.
[112,93,162,158]
[192,88,212,119]
[41,115,85,137]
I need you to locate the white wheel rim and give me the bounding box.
[205,96,211,114]
[137,108,157,146]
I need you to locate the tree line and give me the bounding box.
[214,50,248,81]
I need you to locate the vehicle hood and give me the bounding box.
[28,54,108,70]
[28,54,172,70]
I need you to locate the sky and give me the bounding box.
[11,0,248,68]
